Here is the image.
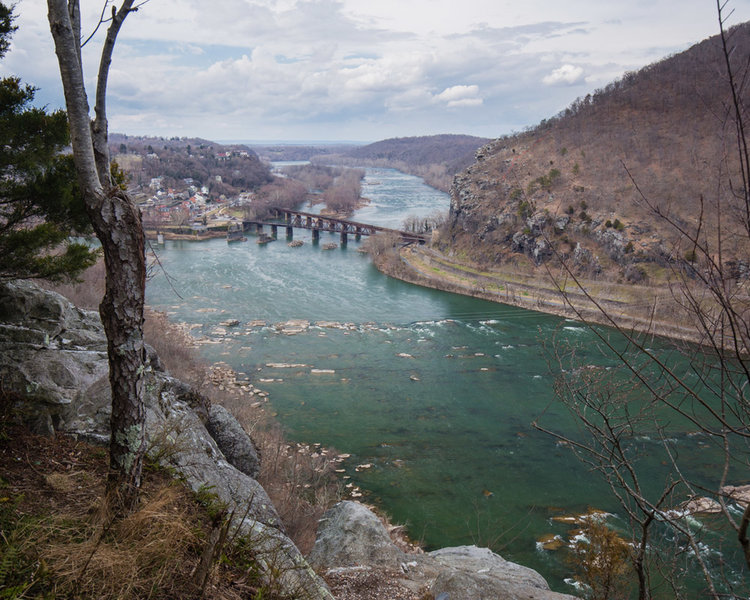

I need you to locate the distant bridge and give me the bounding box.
[241,208,428,244]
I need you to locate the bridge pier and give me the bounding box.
[286,226,293,238]
[312,229,320,243]
[340,231,347,245]
[256,223,263,233]
[271,224,278,238]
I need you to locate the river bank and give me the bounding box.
[376,244,706,345]
[144,229,226,241]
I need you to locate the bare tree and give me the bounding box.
[47,0,147,513]
[536,2,749,597]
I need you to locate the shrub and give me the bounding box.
[624,264,648,283]
[517,199,534,219]
[568,518,631,600]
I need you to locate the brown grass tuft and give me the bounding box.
[43,485,203,599]
[0,423,288,599]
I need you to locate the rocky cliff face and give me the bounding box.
[445,24,750,283]
[1,281,578,600]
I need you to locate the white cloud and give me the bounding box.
[435,85,483,108]
[542,64,585,86]
[5,0,749,140]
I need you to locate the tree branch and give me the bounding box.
[93,0,134,186]
[47,0,102,201]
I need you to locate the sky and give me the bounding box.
[3,0,750,143]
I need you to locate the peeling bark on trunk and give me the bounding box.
[97,186,146,510]
[48,0,146,513]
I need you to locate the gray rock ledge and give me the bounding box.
[311,501,578,600]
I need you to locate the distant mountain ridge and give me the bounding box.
[342,134,490,166]
[444,22,750,282]
[316,134,491,192]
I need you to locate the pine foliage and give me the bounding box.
[0,3,98,282]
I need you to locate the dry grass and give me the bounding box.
[43,485,203,599]
[0,417,275,600]
[143,307,211,385]
[256,425,343,554]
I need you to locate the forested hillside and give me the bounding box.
[110,134,273,196]
[319,134,490,192]
[445,23,750,284]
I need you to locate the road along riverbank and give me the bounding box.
[376,244,709,345]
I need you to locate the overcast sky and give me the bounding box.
[3,0,750,142]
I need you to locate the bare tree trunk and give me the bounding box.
[47,0,146,513]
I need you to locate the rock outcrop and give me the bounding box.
[206,403,261,478]
[0,280,332,600]
[311,501,578,600]
[308,500,407,570]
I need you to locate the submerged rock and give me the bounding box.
[721,484,750,507]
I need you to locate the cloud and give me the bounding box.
[8,0,747,140]
[435,85,483,108]
[542,64,585,86]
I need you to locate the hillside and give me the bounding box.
[109,134,273,196]
[443,23,750,285]
[318,134,490,192]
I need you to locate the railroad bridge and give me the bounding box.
[242,208,428,244]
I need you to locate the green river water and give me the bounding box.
[146,167,745,594]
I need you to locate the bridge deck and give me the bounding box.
[241,208,428,243]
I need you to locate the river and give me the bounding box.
[146,167,742,593]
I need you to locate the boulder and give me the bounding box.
[308,501,407,570]
[428,546,574,600]
[310,501,578,600]
[0,280,332,600]
[681,496,722,515]
[0,281,109,436]
[721,484,750,507]
[206,404,261,479]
